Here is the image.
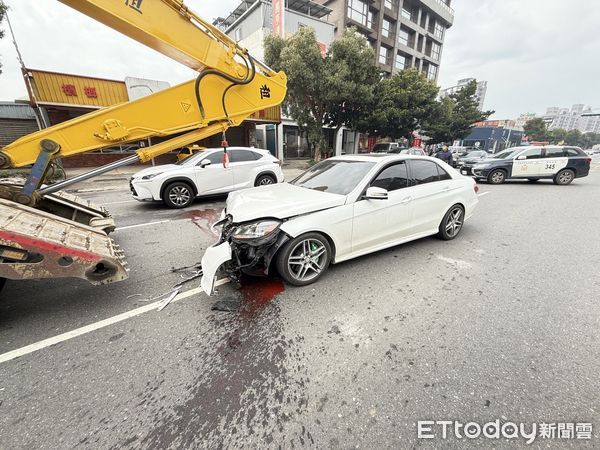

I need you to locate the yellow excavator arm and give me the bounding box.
[0,0,286,200]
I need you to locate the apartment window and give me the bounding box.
[431,42,441,60]
[398,27,410,46]
[379,45,390,65]
[382,19,394,38]
[368,10,376,29]
[401,5,413,21]
[427,64,438,80]
[395,53,407,70]
[434,21,445,39]
[384,0,396,10]
[234,27,242,41]
[348,0,369,26]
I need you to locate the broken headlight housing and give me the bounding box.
[231,220,281,240]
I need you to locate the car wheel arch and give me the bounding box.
[255,170,278,182]
[159,177,197,200]
[277,226,338,262]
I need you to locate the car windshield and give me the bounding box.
[174,150,209,165]
[465,151,486,158]
[371,144,390,153]
[493,149,520,159]
[291,160,376,195]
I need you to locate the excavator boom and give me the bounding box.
[0,0,287,286]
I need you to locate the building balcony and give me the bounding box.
[420,0,454,26]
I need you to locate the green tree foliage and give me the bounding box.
[549,128,567,144]
[264,27,378,160]
[523,117,548,141]
[364,68,439,140]
[0,1,7,75]
[423,80,493,145]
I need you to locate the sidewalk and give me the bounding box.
[63,159,311,193]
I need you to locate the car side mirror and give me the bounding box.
[365,186,388,200]
[200,159,211,167]
[516,155,526,160]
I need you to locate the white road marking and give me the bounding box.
[0,278,230,365]
[477,191,490,197]
[115,220,171,231]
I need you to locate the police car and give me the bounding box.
[460,146,592,185]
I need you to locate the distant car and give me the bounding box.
[130,147,284,208]
[392,147,427,156]
[460,146,592,185]
[456,150,489,169]
[371,142,405,153]
[200,154,479,294]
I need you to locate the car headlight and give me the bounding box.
[473,163,490,169]
[141,172,163,180]
[231,220,281,240]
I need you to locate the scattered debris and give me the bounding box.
[157,289,180,311]
[211,296,241,312]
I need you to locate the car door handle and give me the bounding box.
[441,186,451,192]
[400,196,412,204]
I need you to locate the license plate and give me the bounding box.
[200,242,232,296]
[461,170,468,175]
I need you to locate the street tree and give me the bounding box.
[549,128,567,144]
[523,117,548,141]
[0,1,7,75]
[264,27,378,161]
[365,68,439,140]
[564,129,583,147]
[423,79,493,145]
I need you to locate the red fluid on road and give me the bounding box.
[178,208,222,236]
[240,277,285,319]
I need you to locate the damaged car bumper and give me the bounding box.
[200,215,290,296]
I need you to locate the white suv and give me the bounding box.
[130,147,284,208]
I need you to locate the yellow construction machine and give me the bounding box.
[0,0,287,288]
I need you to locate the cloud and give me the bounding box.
[438,0,600,118]
[0,0,239,99]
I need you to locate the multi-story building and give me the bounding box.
[440,77,488,110]
[315,0,454,80]
[544,104,600,133]
[216,0,357,160]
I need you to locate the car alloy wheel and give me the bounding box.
[287,238,327,282]
[276,233,332,286]
[438,205,464,240]
[445,207,463,238]
[164,182,194,208]
[555,169,574,185]
[488,169,506,184]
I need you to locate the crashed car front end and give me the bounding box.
[200,213,290,295]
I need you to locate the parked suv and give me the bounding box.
[130,147,284,208]
[461,146,591,185]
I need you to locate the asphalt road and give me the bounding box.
[1,171,600,448]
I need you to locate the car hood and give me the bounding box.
[226,183,346,222]
[132,164,179,179]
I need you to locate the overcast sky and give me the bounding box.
[0,0,598,119]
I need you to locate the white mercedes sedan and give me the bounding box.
[201,154,479,294]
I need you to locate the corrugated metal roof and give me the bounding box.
[0,102,37,120]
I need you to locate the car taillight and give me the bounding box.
[274,159,282,167]
[474,184,479,194]
[585,157,592,164]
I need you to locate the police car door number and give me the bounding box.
[512,158,568,177]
